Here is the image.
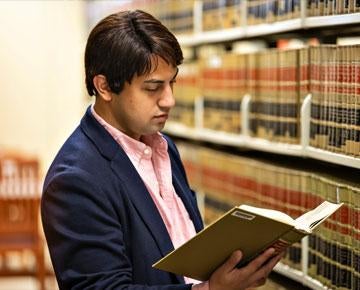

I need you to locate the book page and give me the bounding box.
[294,201,343,232]
[238,205,295,225]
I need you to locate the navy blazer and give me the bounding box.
[41,107,204,290]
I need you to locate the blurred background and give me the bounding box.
[0,0,87,178]
[0,2,88,289]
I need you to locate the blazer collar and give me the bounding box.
[80,106,119,161]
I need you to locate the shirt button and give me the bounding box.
[144,148,151,155]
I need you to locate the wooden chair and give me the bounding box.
[0,152,45,290]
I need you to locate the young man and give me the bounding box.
[41,10,283,290]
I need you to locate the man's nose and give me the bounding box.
[158,85,175,109]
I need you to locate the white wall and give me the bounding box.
[0,1,89,176]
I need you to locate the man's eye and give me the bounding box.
[145,87,159,92]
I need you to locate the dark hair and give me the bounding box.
[85,10,183,96]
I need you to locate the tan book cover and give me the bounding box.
[153,201,343,281]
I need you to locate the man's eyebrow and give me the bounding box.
[143,79,164,84]
[143,68,179,84]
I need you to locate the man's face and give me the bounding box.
[109,56,178,140]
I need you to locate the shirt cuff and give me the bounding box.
[191,281,209,290]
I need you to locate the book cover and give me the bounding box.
[153,201,342,282]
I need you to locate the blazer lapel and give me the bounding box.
[171,166,203,233]
[111,151,175,256]
[80,107,174,257]
[111,153,186,284]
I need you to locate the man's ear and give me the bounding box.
[93,75,113,102]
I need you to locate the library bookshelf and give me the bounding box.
[162,2,360,290]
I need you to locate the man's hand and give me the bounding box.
[208,248,283,290]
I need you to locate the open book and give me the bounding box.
[153,201,342,281]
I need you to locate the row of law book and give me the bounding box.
[308,45,360,157]
[246,0,301,25]
[172,50,252,134]
[172,61,199,128]
[175,141,359,289]
[202,0,243,31]
[170,44,360,158]
[200,52,246,134]
[249,48,301,144]
[307,0,360,16]
[116,0,359,34]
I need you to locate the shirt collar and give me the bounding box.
[90,105,168,163]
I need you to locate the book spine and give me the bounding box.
[354,45,360,157]
[309,46,320,148]
[343,45,351,156]
[201,52,221,131]
[248,52,259,137]
[352,187,360,289]
[221,0,242,28]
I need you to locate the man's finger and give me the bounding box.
[242,247,275,275]
[218,250,243,274]
[248,252,283,286]
[263,253,283,274]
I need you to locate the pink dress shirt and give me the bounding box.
[91,106,208,289]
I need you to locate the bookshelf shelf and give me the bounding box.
[177,34,200,47]
[164,122,247,147]
[304,14,360,28]
[163,122,199,140]
[245,18,303,38]
[244,137,304,156]
[178,26,246,46]
[305,146,360,170]
[165,120,360,168]
[198,129,246,147]
[177,13,360,46]
[164,123,305,157]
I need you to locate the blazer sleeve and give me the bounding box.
[41,169,192,290]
